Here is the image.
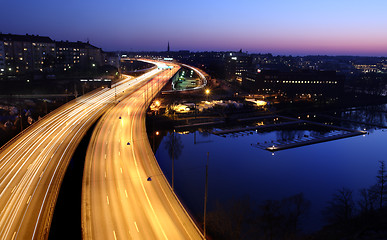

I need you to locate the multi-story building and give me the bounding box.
[225,51,252,82]
[103,52,120,69]
[56,41,103,71]
[0,33,56,76]
[242,70,345,97]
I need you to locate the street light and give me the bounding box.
[205,89,210,101]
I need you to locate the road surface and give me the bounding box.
[0,67,163,239]
[82,63,204,240]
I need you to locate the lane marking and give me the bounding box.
[107,195,110,205]
[125,189,128,198]
[113,230,117,240]
[120,167,123,174]
[134,222,139,232]
[27,195,31,204]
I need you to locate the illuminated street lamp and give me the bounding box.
[205,89,210,101]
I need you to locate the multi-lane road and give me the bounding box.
[82,63,204,240]
[0,66,164,239]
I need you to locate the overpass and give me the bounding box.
[82,61,204,239]
[0,65,164,239]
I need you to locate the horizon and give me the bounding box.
[2,31,387,58]
[2,0,387,57]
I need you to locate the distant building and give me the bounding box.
[242,70,345,97]
[0,33,56,76]
[103,52,120,69]
[225,50,252,82]
[354,64,381,73]
[56,40,103,71]
[0,41,5,76]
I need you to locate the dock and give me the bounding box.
[263,131,366,152]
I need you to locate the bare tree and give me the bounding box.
[358,188,376,214]
[323,188,354,224]
[282,193,311,237]
[259,199,283,240]
[376,160,386,209]
[256,193,310,240]
[206,197,251,240]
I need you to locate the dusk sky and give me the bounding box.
[2,0,387,56]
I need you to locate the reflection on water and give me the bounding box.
[164,131,184,160]
[154,104,387,236]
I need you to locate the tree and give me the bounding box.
[323,188,354,224]
[358,187,378,214]
[376,160,386,209]
[256,193,310,240]
[163,131,183,160]
[163,131,184,189]
[281,193,311,237]
[206,197,252,240]
[259,199,284,240]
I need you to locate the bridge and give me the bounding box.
[82,62,204,239]
[0,59,204,239]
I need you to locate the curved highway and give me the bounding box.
[82,62,204,240]
[0,68,163,239]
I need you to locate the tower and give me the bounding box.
[167,41,170,52]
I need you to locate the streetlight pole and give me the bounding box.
[172,130,175,191]
[204,152,209,239]
[19,103,23,132]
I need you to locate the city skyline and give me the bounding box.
[2,0,387,56]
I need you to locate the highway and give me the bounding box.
[82,62,204,240]
[0,66,163,239]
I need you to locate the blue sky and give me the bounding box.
[2,0,387,56]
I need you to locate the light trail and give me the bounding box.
[82,62,204,240]
[0,65,163,239]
